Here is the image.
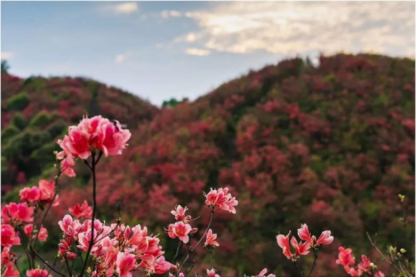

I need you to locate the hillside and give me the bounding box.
[2,54,415,276]
[1,73,158,193]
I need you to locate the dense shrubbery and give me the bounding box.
[1,54,415,276]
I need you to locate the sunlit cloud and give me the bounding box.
[101,2,138,15]
[1,52,13,60]
[185,48,210,56]
[170,2,415,58]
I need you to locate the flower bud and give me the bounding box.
[370,262,376,269]
[400,248,406,254]
[398,194,405,202]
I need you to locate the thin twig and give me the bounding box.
[307,251,318,277]
[184,259,196,277]
[177,208,215,277]
[79,151,102,277]
[32,251,66,277]
[173,241,183,264]
[64,256,72,277]
[293,260,304,277]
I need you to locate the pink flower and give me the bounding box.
[1,224,21,247]
[207,268,220,277]
[166,224,177,239]
[1,247,15,265]
[204,187,238,214]
[254,268,276,277]
[316,230,334,246]
[297,224,312,244]
[95,119,131,157]
[23,224,48,241]
[26,269,52,277]
[204,229,219,248]
[58,238,76,260]
[154,256,171,275]
[60,155,76,177]
[276,231,292,260]
[128,224,148,246]
[357,255,371,275]
[336,247,356,267]
[116,252,136,277]
[3,264,19,277]
[171,205,191,222]
[297,224,333,247]
[58,125,91,160]
[19,186,40,202]
[2,202,34,224]
[171,221,192,243]
[290,236,310,257]
[38,180,55,201]
[69,201,92,219]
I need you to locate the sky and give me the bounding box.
[1,1,415,106]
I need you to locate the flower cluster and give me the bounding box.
[57,212,171,276]
[166,205,196,244]
[1,179,57,276]
[19,180,58,206]
[68,200,92,219]
[276,223,333,261]
[337,247,385,277]
[56,116,131,176]
[204,187,238,214]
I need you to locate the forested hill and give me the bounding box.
[2,54,415,276]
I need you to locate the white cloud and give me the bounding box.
[169,2,415,58]
[185,48,211,56]
[101,2,138,15]
[1,52,13,60]
[115,53,127,63]
[161,10,182,19]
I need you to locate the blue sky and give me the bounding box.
[2,1,414,106]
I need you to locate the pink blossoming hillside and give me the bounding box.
[1,53,415,276]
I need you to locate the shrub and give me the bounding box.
[11,113,27,130]
[7,92,29,111]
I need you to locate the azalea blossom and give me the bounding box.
[56,115,131,161]
[290,236,310,257]
[24,224,48,241]
[254,268,276,277]
[207,268,220,277]
[1,224,21,247]
[2,202,34,224]
[167,221,192,243]
[26,269,52,277]
[116,252,136,277]
[204,229,219,248]
[297,224,333,247]
[276,231,293,260]
[19,186,40,202]
[204,187,238,214]
[276,231,310,260]
[69,200,92,219]
[336,247,356,267]
[171,205,191,222]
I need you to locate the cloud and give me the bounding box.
[169,2,415,58]
[1,52,13,60]
[185,48,211,56]
[101,2,138,15]
[115,53,129,63]
[161,10,182,19]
